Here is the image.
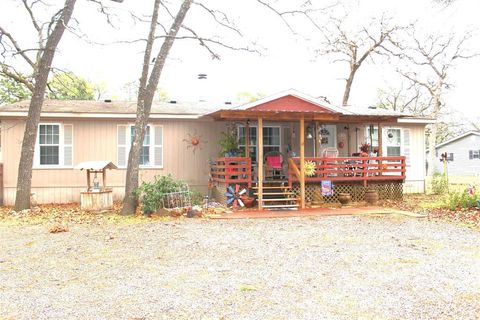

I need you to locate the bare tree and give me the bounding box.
[120,0,319,214]
[121,0,194,215]
[398,31,478,176]
[377,82,432,116]
[318,15,407,106]
[0,0,122,210]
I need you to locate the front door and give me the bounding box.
[319,125,337,155]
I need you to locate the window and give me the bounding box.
[39,124,60,165]
[131,126,150,166]
[365,126,379,149]
[469,150,480,159]
[117,125,163,168]
[238,126,281,162]
[385,128,401,157]
[447,153,454,161]
[35,123,73,167]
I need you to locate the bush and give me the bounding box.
[431,174,449,195]
[135,175,189,214]
[190,189,205,206]
[445,190,480,211]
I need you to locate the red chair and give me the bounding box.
[265,151,285,180]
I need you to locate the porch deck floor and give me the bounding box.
[210,206,420,219]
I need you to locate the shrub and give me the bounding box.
[135,175,189,214]
[431,173,448,195]
[445,190,480,211]
[190,189,205,206]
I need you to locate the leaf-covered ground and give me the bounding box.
[380,193,480,229]
[0,214,479,319]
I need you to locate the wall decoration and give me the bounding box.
[183,131,207,154]
[304,160,316,177]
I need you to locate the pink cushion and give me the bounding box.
[266,156,282,168]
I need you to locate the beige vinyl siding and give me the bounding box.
[1,118,225,205]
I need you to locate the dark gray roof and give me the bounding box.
[0,96,414,118]
[0,99,221,115]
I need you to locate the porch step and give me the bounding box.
[262,204,300,209]
[261,198,298,202]
[254,192,295,196]
[252,186,289,190]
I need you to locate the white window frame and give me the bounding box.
[237,125,282,162]
[34,122,73,168]
[381,126,411,166]
[117,124,163,169]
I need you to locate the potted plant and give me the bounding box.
[218,131,239,157]
[359,142,370,157]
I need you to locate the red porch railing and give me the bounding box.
[288,156,406,187]
[211,157,252,188]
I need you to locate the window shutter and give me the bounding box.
[154,126,163,167]
[469,150,473,159]
[63,124,73,166]
[402,129,411,166]
[117,125,127,167]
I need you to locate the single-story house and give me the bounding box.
[429,131,480,176]
[0,89,432,208]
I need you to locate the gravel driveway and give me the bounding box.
[1,215,479,319]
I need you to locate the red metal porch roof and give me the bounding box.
[247,95,336,113]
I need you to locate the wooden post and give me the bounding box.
[315,122,321,157]
[378,123,383,176]
[245,121,250,158]
[300,117,306,209]
[102,169,107,190]
[378,123,383,156]
[86,169,91,191]
[258,117,264,210]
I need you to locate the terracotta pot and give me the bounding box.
[365,189,379,205]
[338,193,351,205]
[240,196,255,208]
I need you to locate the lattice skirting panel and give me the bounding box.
[291,182,403,204]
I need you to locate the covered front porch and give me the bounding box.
[207,91,408,210]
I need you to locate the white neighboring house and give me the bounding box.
[430,131,480,176]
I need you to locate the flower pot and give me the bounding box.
[240,195,255,208]
[338,193,351,205]
[365,189,379,205]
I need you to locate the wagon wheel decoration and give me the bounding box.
[183,131,207,154]
[225,184,247,209]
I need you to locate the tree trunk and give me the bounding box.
[14,0,77,211]
[121,0,193,215]
[426,92,442,177]
[342,66,357,106]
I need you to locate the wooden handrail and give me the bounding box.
[288,158,301,187]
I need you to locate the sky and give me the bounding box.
[1,0,480,119]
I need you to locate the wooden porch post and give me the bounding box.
[377,123,383,156]
[245,120,250,158]
[258,117,263,210]
[300,117,306,209]
[378,122,383,177]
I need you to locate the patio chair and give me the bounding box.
[321,147,339,177]
[322,147,339,158]
[264,151,285,180]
